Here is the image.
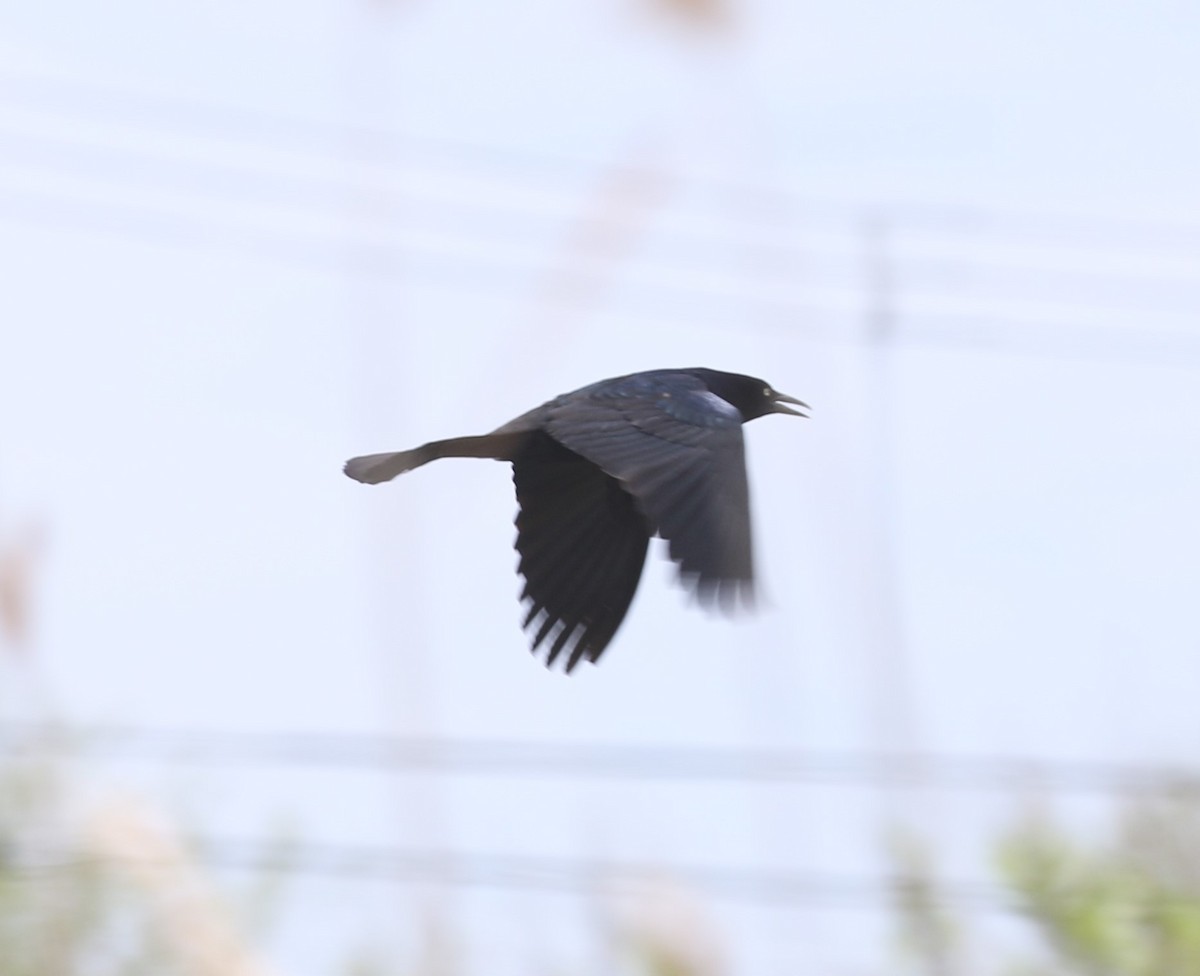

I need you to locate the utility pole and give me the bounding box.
[342,2,455,968]
[861,211,923,814]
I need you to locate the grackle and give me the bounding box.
[344,368,807,672]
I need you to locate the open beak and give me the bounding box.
[770,391,810,418]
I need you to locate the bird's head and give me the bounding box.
[688,369,810,422]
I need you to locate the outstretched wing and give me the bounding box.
[543,373,755,609]
[513,435,650,672]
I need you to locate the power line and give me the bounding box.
[3,724,1199,794]
[2,180,1198,370]
[4,83,1200,367]
[3,74,1199,375]
[12,838,1200,918]
[0,838,1013,912]
[2,103,1198,371]
[5,65,1200,251]
[4,112,1200,292]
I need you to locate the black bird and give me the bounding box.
[344,368,807,672]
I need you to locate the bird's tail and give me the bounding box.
[343,433,525,484]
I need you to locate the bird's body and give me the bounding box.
[344,368,806,672]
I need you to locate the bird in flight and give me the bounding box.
[344,368,807,672]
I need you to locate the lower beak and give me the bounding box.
[771,392,810,418]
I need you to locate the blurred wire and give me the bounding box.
[0,838,1014,911]
[2,179,1198,368]
[3,84,1200,366]
[4,110,1200,288]
[8,837,1200,918]
[2,724,1199,794]
[5,66,1200,250]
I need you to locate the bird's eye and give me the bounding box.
[763,387,771,397]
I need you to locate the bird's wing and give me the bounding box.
[543,375,755,609]
[512,435,650,671]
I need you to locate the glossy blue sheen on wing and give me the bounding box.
[579,371,743,429]
[660,389,742,428]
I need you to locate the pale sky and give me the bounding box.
[2,2,1199,973]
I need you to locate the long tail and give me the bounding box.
[343,433,526,484]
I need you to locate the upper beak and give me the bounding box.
[770,391,810,418]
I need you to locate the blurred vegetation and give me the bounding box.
[894,791,1200,976]
[0,517,322,976]
[0,515,719,976]
[890,830,965,976]
[0,747,174,975]
[15,501,1200,975]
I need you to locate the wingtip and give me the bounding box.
[687,575,757,616]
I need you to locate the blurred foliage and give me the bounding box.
[1000,792,1200,976]
[0,736,400,976]
[615,880,725,976]
[894,791,1200,976]
[627,943,717,976]
[0,749,173,975]
[0,512,389,976]
[646,0,732,31]
[0,522,41,652]
[889,830,965,976]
